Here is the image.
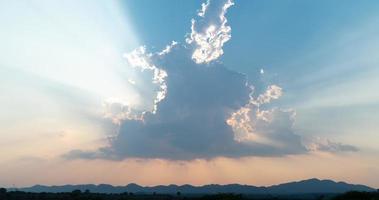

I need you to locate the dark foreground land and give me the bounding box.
[0,190,379,200]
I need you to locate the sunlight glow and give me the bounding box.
[0,0,142,161]
[0,0,140,105]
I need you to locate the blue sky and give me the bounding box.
[0,0,379,187]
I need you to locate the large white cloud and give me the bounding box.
[64,0,357,160]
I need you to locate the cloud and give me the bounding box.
[65,44,307,160]
[226,84,305,154]
[307,138,359,153]
[102,98,143,125]
[256,85,282,105]
[123,46,168,114]
[198,0,210,17]
[186,0,234,64]
[102,45,171,125]
[64,0,356,160]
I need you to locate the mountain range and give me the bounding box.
[15,178,375,194]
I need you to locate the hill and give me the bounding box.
[15,178,374,194]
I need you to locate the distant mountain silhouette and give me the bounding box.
[15,178,374,194]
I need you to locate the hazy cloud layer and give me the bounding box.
[64,0,357,160]
[307,138,359,153]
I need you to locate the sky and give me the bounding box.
[0,0,379,188]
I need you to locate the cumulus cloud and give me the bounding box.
[64,0,356,160]
[256,85,283,105]
[102,98,143,125]
[66,45,306,160]
[102,46,169,125]
[226,84,304,153]
[186,0,234,64]
[123,46,168,114]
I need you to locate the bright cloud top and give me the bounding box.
[186,0,234,64]
[65,0,357,160]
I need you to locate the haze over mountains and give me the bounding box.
[16,179,374,194]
